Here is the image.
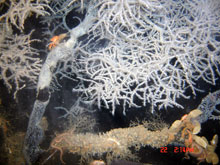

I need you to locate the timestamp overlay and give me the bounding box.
[160,146,194,153]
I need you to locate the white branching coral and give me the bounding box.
[68,0,220,114]
[0,28,42,98]
[17,0,219,115]
[0,0,51,97]
[0,0,51,30]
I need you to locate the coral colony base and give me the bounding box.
[0,0,220,164]
[47,110,219,165]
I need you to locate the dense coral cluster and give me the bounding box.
[1,0,219,113]
[67,0,220,114]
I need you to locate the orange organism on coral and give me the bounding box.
[48,33,67,50]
